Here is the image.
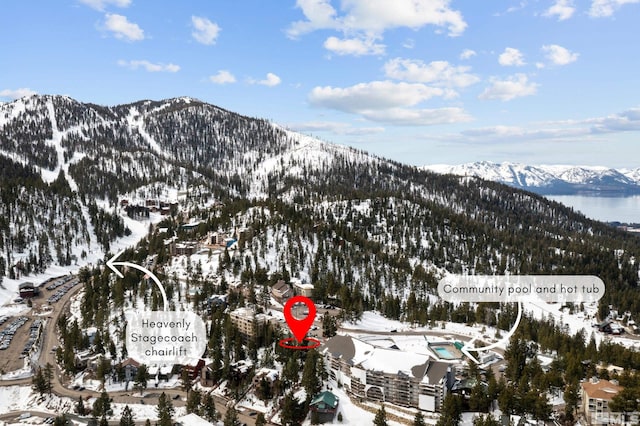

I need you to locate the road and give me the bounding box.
[0,274,260,425]
[3,277,507,426]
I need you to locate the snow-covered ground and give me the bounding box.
[342,311,498,343]
[0,385,186,424]
[344,303,640,355]
[0,206,165,310]
[0,386,74,421]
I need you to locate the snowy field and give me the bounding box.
[0,385,186,425]
[0,207,166,310]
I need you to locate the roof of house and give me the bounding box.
[581,379,623,400]
[175,413,215,426]
[273,280,291,292]
[321,335,447,383]
[424,360,451,385]
[293,282,315,290]
[255,367,279,382]
[310,391,339,409]
[120,358,140,368]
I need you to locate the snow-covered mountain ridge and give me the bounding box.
[424,161,640,195]
[2,94,640,315]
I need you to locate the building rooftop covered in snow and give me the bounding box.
[321,335,456,412]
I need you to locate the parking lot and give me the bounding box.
[0,275,79,374]
[45,276,79,304]
[0,316,34,372]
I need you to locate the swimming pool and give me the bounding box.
[432,346,456,359]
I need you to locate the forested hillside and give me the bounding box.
[0,94,639,317]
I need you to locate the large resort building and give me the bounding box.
[229,306,267,339]
[321,335,456,412]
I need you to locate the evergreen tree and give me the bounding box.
[473,414,501,426]
[134,364,148,395]
[120,405,135,426]
[156,392,175,426]
[436,394,462,426]
[93,391,112,418]
[223,406,239,426]
[609,386,640,416]
[302,350,320,399]
[99,416,108,426]
[255,412,267,426]
[202,392,217,421]
[31,368,46,396]
[76,396,86,415]
[373,405,388,426]
[181,367,193,394]
[53,414,69,426]
[283,355,300,385]
[186,389,202,414]
[280,392,297,426]
[322,312,337,338]
[469,381,491,412]
[44,362,54,395]
[413,411,426,426]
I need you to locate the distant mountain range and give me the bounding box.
[423,161,640,196]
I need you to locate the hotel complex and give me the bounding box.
[321,335,457,412]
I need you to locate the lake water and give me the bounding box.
[546,195,640,224]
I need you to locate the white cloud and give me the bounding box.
[288,0,467,38]
[543,0,576,20]
[117,60,180,72]
[323,36,385,56]
[384,58,480,90]
[191,16,220,45]
[402,38,415,49]
[287,0,338,37]
[103,13,144,41]
[361,107,472,126]
[432,107,640,144]
[498,47,525,66]
[309,81,444,111]
[459,49,476,60]
[79,0,130,11]
[479,74,538,101]
[589,0,640,17]
[494,1,528,16]
[580,107,640,132]
[290,121,385,135]
[209,70,236,84]
[250,73,282,87]
[0,88,37,100]
[542,44,579,65]
[308,80,472,126]
[454,125,586,142]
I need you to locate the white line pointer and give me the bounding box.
[106,250,169,311]
[461,301,522,364]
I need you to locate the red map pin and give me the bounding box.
[283,295,317,342]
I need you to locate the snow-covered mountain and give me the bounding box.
[2,94,640,318]
[424,161,640,195]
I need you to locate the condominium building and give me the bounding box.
[581,378,623,425]
[321,335,455,412]
[229,306,267,339]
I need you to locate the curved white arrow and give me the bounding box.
[461,301,522,364]
[106,250,169,311]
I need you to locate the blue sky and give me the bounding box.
[1,0,639,168]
